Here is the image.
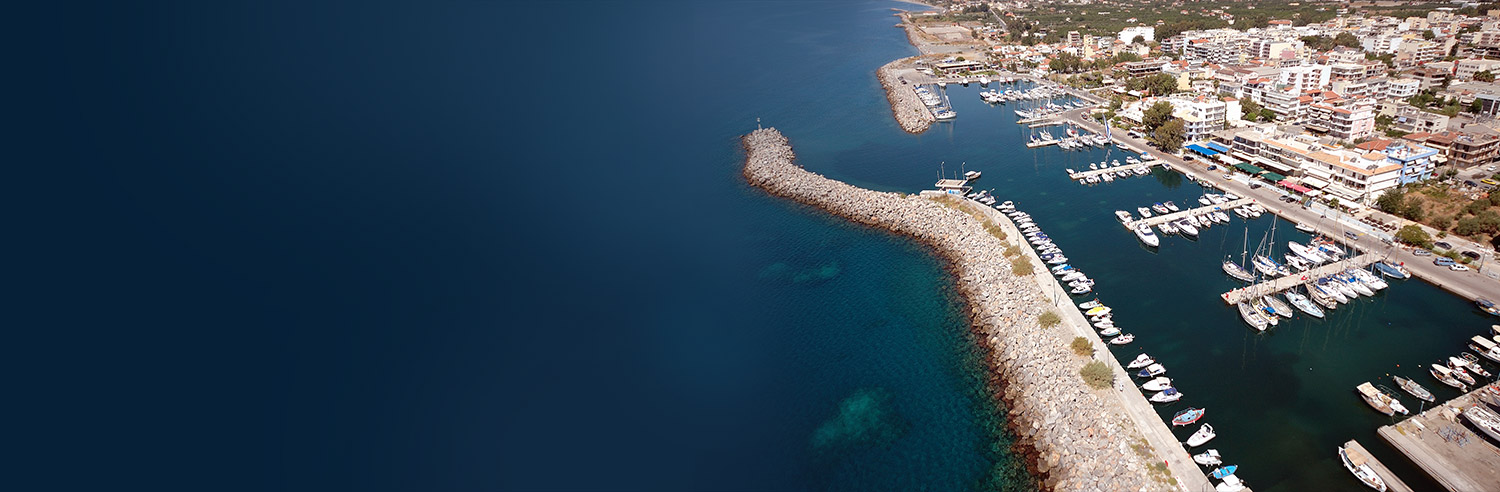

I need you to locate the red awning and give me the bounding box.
[1279,180,1312,194]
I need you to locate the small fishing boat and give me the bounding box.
[1283,291,1325,318]
[1142,377,1172,392]
[1211,465,1238,479]
[1478,298,1500,317]
[1127,353,1155,369]
[1172,407,1205,426]
[1109,333,1134,345]
[1295,222,1316,233]
[1085,306,1111,317]
[964,170,981,180]
[1471,336,1500,363]
[1356,382,1395,416]
[1077,299,1102,309]
[1454,354,1492,378]
[1099,326,1120,337]
[1151,388,1183,403]
[1159,221,1178,235]
[1461,404,1500,446]
[1447,360,1477,386]
[1136,363,1166,378]
[1377,384,1409,414]
[1431,364,1468,390]
[1193,449,1222,466]
[1338,444,1388,491]
[1393,376,1434,402]
[1186,423,1216,447]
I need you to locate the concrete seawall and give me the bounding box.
[744,127,1193,491]
[877,59,934,135]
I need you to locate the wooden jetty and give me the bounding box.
[1376,383,1500,492]
[1343,439,1414,492]
[1126,197,1255,229]
[1068,161,1159,180]
[1220,254,1376,304]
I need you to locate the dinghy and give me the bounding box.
[1211,465,1238,479]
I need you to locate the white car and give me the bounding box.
[1451,264,1471,271]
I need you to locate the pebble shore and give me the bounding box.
[877,60,934,135]
[744,127,1180,492]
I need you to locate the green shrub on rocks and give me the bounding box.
[983,222,1007,241]
[1039,311,1061,329]
[1010,256,1034,276]
[1003,244,1022,258]
[1080,360,1113,389]
[1069,336,1091,356]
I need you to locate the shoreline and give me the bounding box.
[743,127,1195,491]
[876,58,936,135]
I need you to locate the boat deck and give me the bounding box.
[1377,384,1500,492]
[1343,439,1415,492]
[1068,161,1158,180]
[1125,198,1255,229]
[1220,254,1376,304]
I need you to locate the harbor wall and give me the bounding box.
[877,59,934,135]
[742,127,1186,491]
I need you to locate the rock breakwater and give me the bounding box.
[743,127,1179,491]
[877,60,934,135]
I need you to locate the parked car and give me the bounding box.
[1483,178,1499,186]
[1435,257,1456,266]
[1452,264,1471,271]
[1413,249,1433,256]
[1435,241,1453,250]
[1345,231,1360,239]
[1462,250,1482,259]
[1487,165,1496,172]
[1184,155,1195,161]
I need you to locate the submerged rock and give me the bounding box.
[810,388,904,451]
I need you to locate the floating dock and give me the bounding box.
[1343,439,1415,492]
[1376,383,1500,492]
[1126,198,1256,229]
[1220,254,1376,304]
[1068,162,1159,181]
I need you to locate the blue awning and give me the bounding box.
[1185,144,1220,156]
[1205,142,1231,153]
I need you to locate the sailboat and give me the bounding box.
[1283,291,1325,318]
[1238,302,1268,331]
[1224,224,1255,282]
[1263,295,1293,318]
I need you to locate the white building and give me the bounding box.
[1278,65,1331,93]
[1119,26,1155,44]
[1385,78,1420,99]
[1456,58,1500,81]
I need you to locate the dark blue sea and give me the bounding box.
[17,1,1500,490]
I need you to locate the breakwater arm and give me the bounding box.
[877,59,934,135]
[743,127,1199,491]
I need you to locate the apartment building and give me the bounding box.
[1456,58,1500,81]
[1278,64,1331,93]
[1385,77,1421,99]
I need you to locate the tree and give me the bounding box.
[1477,70,1496,82]
[1396,224,1432,248]
[1142,101,1175,131]
[1152,118,1187,152]
[1258,108,1276,122]
[1375,188,1407,215]
[1472,99,1485,114]
[1334,32,1361,48]
[1145,73,1179,95]
[1422,29,1436,40]
[1240,99,1261,121]
[1131,34,1145,45]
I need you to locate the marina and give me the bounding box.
[1066,161,1161,181]
[1376,383,1500,492]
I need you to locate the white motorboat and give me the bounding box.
[1452,355,1491,379]
[1216,474,1247,492]
[964,170,981,180]
[1471,336,1500,364]
[1115,210,1133,223]
[1127,353,1155,369]
[1137,206,1153,218]
[1295,222,1316,233]
[1135,224,1160,247]
[1198,196,1213,206]
[1176,220,1199,237]
[1338,445,1388,491]
[1213,211,1230,223]
[1099,326,1120,337]
[1284,254,1311,272]
[1165,201,1179,212]
[1287,241,1328,264]
[1142,377,1172,391]
[1159,221,1178,235]
[1233,207,1251,219]
[1150,388,1183,403]
[1136,363,1166,377]
[1194,449,1222,466]
[1110,333,1134,345]
[1186,423,1216,447]
[1461,404,1500,447]
[1431,364,1467,391]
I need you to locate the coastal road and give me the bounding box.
[1058,111,1500,306]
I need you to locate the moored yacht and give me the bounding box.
[1283,291,1324,318]
[1431,364,1468,390]
[1222,261,1254,282]
[1115,210,1133,223]
[1392,376,1434,402]
[1238,302,1268,331]
[1338,445,1388,491]
[1135,224,1160,247]
[1356,382,1396,416]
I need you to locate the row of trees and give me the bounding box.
[1299,33,1361,51]
[1139,101,1185,152]
[1238,98,1276,123]
[1124,73,1179,96]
